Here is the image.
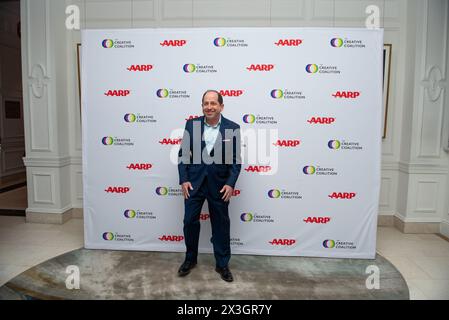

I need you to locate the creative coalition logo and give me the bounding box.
[269,238,296,246]
[273,139,300,147]
[327,139,363,150]
[156,89,190,99]
[303,217,331,224]
[101,136,134,146]
[242,114,278,125]
[323,239,357,249]
[267,189,302,200]
[305,64,341,74]
[102,232,134,242]
[126,163,153,171]
[240,212,274,223]
[302,166,338,176]
[274,39,303,46]
[155,186,183,197]
[322,239,335,248]
[246,64,275,71]
[124,113,157,124]
[123,209,156,220]
[270,89,305,100]
[332,91,360,99]
[213,37,248,47]
[101,39,135,49]
[328,192,356,200]
[307,117,335,125]
[220,89,244,97]
[160,39,187,47]
[183,63,217,73]
[330,37,365,48]
[104,89,131,97]
[230,237,244,246]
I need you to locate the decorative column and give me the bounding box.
[21,0,73,223]
[396,0,449,233]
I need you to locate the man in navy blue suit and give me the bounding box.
[177,90,241,282]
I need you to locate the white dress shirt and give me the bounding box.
[203,115,221,155]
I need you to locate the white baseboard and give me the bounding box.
[440,220,449,238]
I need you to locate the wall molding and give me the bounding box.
[395,211,442,223]
[394,212,441,233]
[70,156,82,165]
[26,205,73,224]
[441,219,449,238]
[398,161,449,174]
[381,161,400,171]
[422,65,445,102]
[381,161,449,174]
[23,156,72,168]
[32,172,55,204]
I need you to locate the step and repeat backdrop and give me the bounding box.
[82,28,383,259]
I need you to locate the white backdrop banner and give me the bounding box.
[82,28,383,259]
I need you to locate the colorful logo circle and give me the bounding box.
[156,187,168,196]
[213,37,226,47]
[102,39,114,48]
[268,189,281,198]
[328,140,341,149]
[323,239,336,248]
[330,38,343,47]
[124,210,136,218]
[157,89,169,98]
[303,166,316,175]
[305,64,318,73]
[240,213,253,222]
[102,137,114,145]
[243,114,256,124]
[183,64,196,73]
[102,232,114,240]
[270,89,284,99]
[124,114,136,122]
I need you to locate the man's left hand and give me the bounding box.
[220,185,234,202]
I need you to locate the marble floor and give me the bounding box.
[0,216,448,299]
[0,187,27,211]
[0,173,27,215]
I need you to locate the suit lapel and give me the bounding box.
[200,116,206,152]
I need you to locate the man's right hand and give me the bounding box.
[181,182,194,199]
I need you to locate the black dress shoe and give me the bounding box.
[215,266,234,282]
[178,260,197,277]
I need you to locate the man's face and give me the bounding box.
[202,91,224,122]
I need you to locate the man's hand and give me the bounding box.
[182,182,193,199]
[220,185,234,202]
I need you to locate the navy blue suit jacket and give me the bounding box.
[178,115,241,193]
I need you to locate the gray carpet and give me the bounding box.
[0,249,409,299]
